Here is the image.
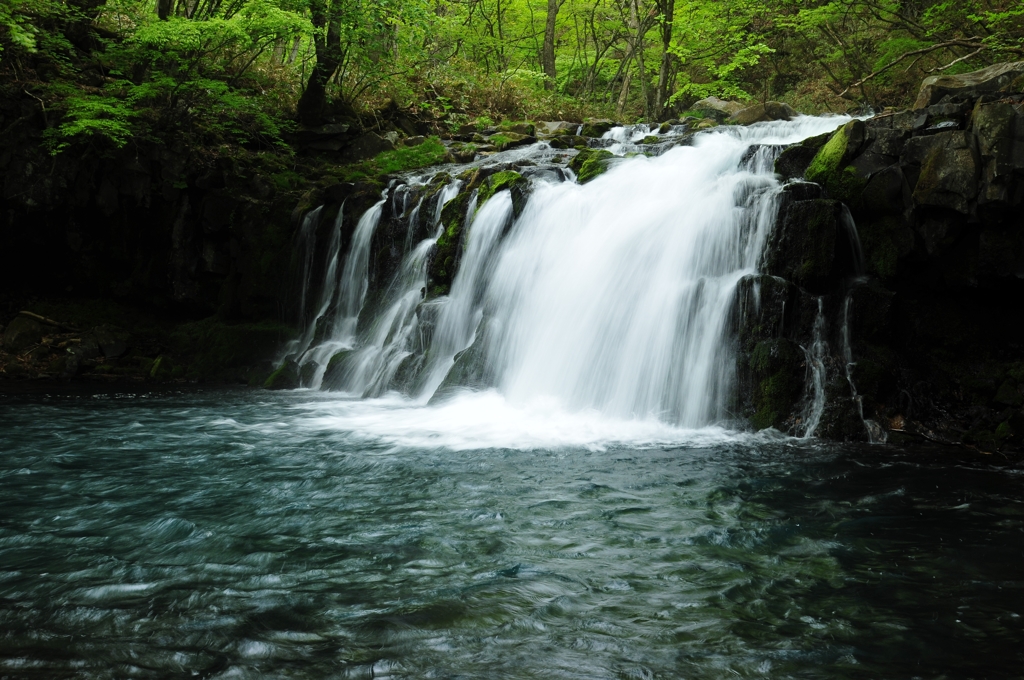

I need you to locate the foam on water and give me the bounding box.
[284,390,754,451]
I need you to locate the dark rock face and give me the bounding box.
[743,74,1024,450]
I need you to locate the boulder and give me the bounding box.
[93,325,129,358]
[547,135,587,149]
[913,60,1024,109]
[775,131,833,181]
[2,315,44,353]
[503,122,535,136]
[580,119,616,138]
[804,120,869,202]
[568,148,616,184]
[536,121,580,137]
[487,132,536,150]
[321,350,353,390]
[691,96,745,121]
[338,133,395,163]
[264,360,300,390]
[728,101,798,125]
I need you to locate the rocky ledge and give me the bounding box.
[735,60,1024,454]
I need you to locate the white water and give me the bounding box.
[801,297,828,437]
[292,115,851,436]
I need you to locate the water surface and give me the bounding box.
[1,389,1022,678]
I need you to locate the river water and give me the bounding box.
[1,388,1021,678]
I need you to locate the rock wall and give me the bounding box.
[741,82,1024,451]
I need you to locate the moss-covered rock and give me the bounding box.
[908,131,979,214]
[804,120,869,202]
[321,349,353,390]
[747,338,803,430]
[568,148,616,184]
[763,199,842,292]
[856,215,914,281]
[264,360,299,389]
[476,170,530,216]
[775,131,833,181]
[427,190,473,297]
[580,119,616,137]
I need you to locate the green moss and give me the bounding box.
[641,135,660,144]
[338,137,449,182]
[748,338,802,431]
[489,134,513,150]
[858,216,914,281]
[804,122,868,203]
[569,148,615,184]
[476,170,527,209]
[264,360,299,390]
[428,190,473,296]
[270,170,303,191]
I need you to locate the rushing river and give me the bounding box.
[1,388,1021,678]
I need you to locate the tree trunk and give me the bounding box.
[542,0,558,90]
[297,0,343,126]
[654,0,674,118]
[157,0,173,20]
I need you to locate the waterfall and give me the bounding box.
[417,191,511,399]
[291,115,852,429]
[800,298,828,437]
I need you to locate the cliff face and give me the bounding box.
[738,78,1024,451]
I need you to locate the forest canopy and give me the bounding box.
[2,0,1022,152]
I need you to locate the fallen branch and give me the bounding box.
[18,311,79,332]
[838,38,985,99]
[925,47,986,73]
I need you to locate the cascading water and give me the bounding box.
[291,115,852,430]
[800,297,828,437]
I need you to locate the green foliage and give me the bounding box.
[339,137,448,181]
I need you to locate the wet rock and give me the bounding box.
[2,315,44,353]
[568,148,616,184]
[547,135,587,149]
[775,130,834,181]
[804,120,869,202]
[321,350,353,390]
[504,122,535,136]
[580,119,616,138]
[476,171,530,217]
[763,199,843,292]
[264,360,299,390]
[404,135,427,147]
[487,132,536,150]
[431,339,491,403]
[913,60,1024,109]
[781,181,824,202]
[428,190,474,297]
[746,337,804,431]
[728,101,798,125]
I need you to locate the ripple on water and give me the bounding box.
[0,389,1022,678]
